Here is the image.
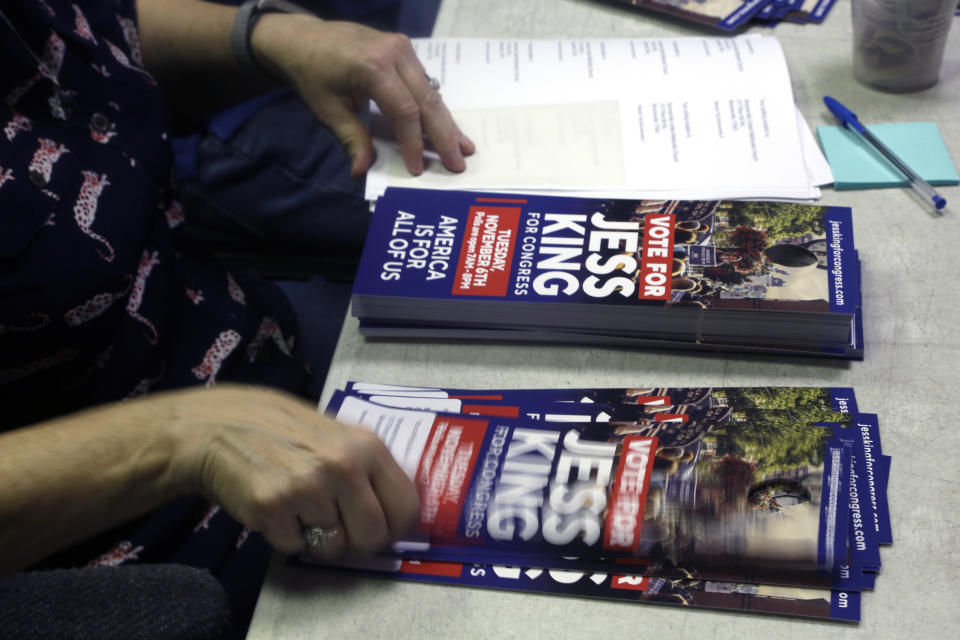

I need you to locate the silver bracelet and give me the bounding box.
[229,0,314,77]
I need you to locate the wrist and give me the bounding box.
[149,389,215,497]
[239,4,318,82]
[248,12,298,82]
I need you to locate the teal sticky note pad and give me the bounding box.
[816,122,960,190]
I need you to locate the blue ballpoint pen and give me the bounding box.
[823,96,947,213]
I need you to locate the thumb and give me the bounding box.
[311,98,375,178]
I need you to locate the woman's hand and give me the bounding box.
[2,384,417,574]
[168,385,421,557]
[251,16,475,178]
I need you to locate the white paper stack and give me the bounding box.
[365,35,832,202]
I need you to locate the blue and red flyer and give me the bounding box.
[599,1,774,31]
[324,393,852,568]
[352,188,861,357]
[296,383,890,622]
[593,0,838,29]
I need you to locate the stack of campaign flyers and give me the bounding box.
[299,382,890,622]
[351,188,864,359]
[597,0,838,30]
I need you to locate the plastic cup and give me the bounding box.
[852,0,956,92]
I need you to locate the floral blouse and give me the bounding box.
[1,0,308,624]
[0,0,308,427]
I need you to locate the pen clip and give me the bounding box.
[824,96,866,134]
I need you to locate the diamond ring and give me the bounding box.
[302,525,340,551]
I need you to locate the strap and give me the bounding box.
[229,0,315,78]
[229,0,263,76]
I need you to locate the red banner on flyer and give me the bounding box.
[637,213,675,300]
[611,575,651,591]
[462,404,520,418]
[452,205,521,296]
[629,395,671,407]
[603,436,658,552]
[400,560,464,578]
[415,416,489,538]
[653,413,689,423]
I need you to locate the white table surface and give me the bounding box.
[246,1,960,637]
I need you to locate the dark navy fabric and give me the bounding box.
[0,1,312,633]
[175,0,441,268]
[0,0,311,425]
[177,91,371,262]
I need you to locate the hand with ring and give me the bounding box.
[250,16,475,178]
[165,385,420,558]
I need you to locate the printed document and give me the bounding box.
[366,35,824,201]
